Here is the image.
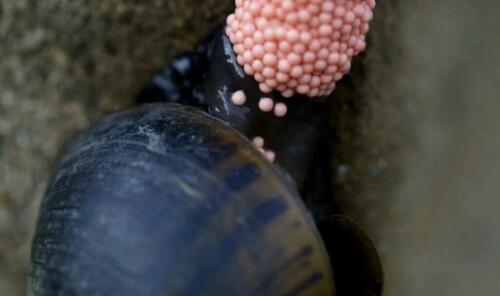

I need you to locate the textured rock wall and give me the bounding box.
[0,1,233,294]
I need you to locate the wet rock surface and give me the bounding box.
[1,0,499,295]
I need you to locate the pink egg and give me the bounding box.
[334,6,346,17]
[256,18,268,30]
[259,83,273,93]
[297,85,310,94]
[252,136,265,148]
[252,44,265,58]
[321,75,334,83]
[227,14,235,25]
[243,51,254,63]
[314,60,328,71]
[244,38,254,49]
[264,41,277,52]
[242,24,255,36]
[303,51,316,63]
[307,3,321,15]
[355,39,366,52]
[287,79,299,88]
[265,150,276,162]
[262,4,275,18]
[328,52,340,64]
[277,84,287,92]
[303,64,315,74]
[311,76,321,87]
[279,41,292,53]
[262,67,276,78]
[263,28,275,41]
[300,32,312,43]
[293,44,306,54]
[319,13,332,24]
[319,25,333,37]
[281,0,295,11]
[318,48,329,59]
[290,66,304,78]
[244,64,255,75]
[287,53,302,65]
[298,10,311,22]
[345,11,356,23]
[333,19,343,29]
[263,53,278,66]
[275,27,287,39]
[309,40,322,52]
[253,31,264,44]
[278,59,291,72]
[322,2,335,12]
[286,13,298,24]
[276,72,289,82]
[249,2,261,15]
[282,89,294,98]
[266,79,278,88]
[309,88,319,97]
[326,65,338,74]
[286,29,300,43]
[300,74,312,84]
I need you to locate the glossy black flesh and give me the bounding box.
[137,52,207,108]
[30,104,334,296]
[302,133,339,221]
[137,27,216,109]
[317,216,384,296]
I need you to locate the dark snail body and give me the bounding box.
[29,104,334,295]
[138,26,331,192]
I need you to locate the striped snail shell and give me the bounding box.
[29,104,335,295]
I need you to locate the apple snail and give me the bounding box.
[29,1,381,295]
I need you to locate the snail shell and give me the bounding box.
[29,104,334,295]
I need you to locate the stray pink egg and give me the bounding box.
[226,0,376,98]
[265,150,276,163]
[274,102,288,117]
[252,136,265,148]
[259,97,275,112]
[231,90,247,106]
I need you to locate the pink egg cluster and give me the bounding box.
[226,0,375,98]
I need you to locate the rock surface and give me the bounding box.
[0,1,233,294]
